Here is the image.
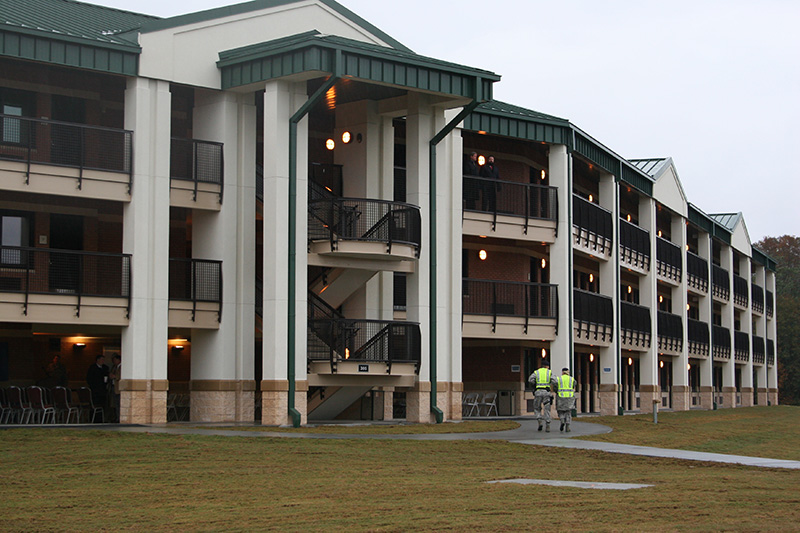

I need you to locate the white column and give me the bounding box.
[121,77,171,424]
[548,145,572,377]
[261,80,308,425]
[672,216,689,410]
[638,196,659,412]
[698,231,714,409]
[720,245,736,407]
[766,270,778,404]
[753,264,767,405]
[597,173,619,416]
[189,90,256,422]
[740,256,754,405]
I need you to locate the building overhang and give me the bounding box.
[216,30,500,101]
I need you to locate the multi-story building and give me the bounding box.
[0,0,777,425]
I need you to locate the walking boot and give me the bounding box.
[560,422,564,432]
[545,422,550,433]
[566,424,571,433]
[538,421,543,432]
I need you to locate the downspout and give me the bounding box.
[287,53,341,427]
[428,78,483,423]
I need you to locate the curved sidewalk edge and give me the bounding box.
[524,438,800,470]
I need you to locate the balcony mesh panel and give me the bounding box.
[657,311,683,351]
[712,325,731,358]
[462,176,557,220]
[573,195,612,242]
[170,138,223,184]
[656,237,682,281]
[619,219,650,266]
[168,259,221,302]
[752,336,765,364]
[309,198,421,249]
[621,301,651,335]
[767,339,775,365]
[712,265,730,300]
[688,319,710,345]
[686,252,709,291]
[734,331,750,361]
[751,284,764,314]
[733,275,749,307]
[462,279,557,318]
[766,290,774,317]
[0,115,131,173]
[573,289,613,327]
[307,318,421,367]
[0,247,129,297]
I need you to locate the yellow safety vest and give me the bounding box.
[535,368,552,389]
[557,374,575,398]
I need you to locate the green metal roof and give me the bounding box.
[709,212,741,232]
[688,204,732,245]
[463,100,571,145]
[751,246,778,272]
[0,0,156,74]
[140,0,413,54]
[629,158,669,179]
[218,30,499,99]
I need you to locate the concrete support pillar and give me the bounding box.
[697,232,714,409]
[597,173,619,416]
[120,77,171,424]
[188,90,256,422]
[260,80,308,425]
[752,265,767,405]
[672,217,690,411]
[638,197,659,413]
[720,245,736,408]
[766,271,778,405]
[740,256,754,406]
[548,145,572,378]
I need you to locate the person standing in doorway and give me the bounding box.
[463,151,480,210]
[556,367,577,432]
[86,354,109,419]
[528,360,556,432]
[479,155,500,212]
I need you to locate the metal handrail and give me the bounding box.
[572,194,612,242]
[168,258,223,322]
[463,175,558,232]
[170,138,224,202]
[0,113,133,190]
[620,301,651,335]
[462,278,558,334]
[619,219,650,257]
[0,246,131,317]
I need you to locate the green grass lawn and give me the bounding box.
[3,407,800,531]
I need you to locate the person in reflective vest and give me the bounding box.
[556,367,577,432]
[528,360,556,432]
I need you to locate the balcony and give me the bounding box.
[688,318,710,357]
[712,325,731,359]
[462,176,558,242]
[767,339,775,366]
[656,237,682,284]
[573,289,613,345]
[168,258,222,329]
[751,284,764,315]
[619,219,650,274]
[733,275,748,309]
[620,301,651,351]
[0,246,130,324]
[686,252,709,294]
[462,279,558,340]
[170,138,224,210]
[309,194,421,263]
[734,331,749,362]
[766,290,774,318]
[753,335,765,365]
[573,195,612,260]
[712,265,730,302]
[657,311,683,355]
[308,293,420,386]
[0,114,132,201]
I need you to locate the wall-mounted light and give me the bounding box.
[74,342,86,348]
[589,353,594,362]
[541,258,547,269]
[658,230,663,238]
[687,363,691,371]
[659,295,664,303]
[173,345,184,351]
[345,348,350,360]
[341,131,352,144]
[477,155,486,166]
[325,138,335,151]
[626,214,632,222]
[628,357,633,366]
[540,169,546,180]
[687,303,691,311]
[588,194,594,203]
[660,360,664,368]
[478,249,487,261]
[589,273,594,283]
[541,348,547,358]
[627,285,632,294]
[686,244,690,251]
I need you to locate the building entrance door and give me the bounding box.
[51,95,85,167]
[659,360,673,408]
[576,352,598,413]
[49,214,83,293]
[621,356,640,411]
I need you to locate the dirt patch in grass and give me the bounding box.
[1,428,799,531]
[577,405,800,461]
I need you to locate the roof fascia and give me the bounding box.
[0,24,141,53]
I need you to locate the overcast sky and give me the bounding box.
[91,0,799,242]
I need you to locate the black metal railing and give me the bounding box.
[686,252,709,293]
[463,175,558,230]
[462,279,558,333]
[712,265,730,301]
[657,311,683,352]
[620,301,651,348]
[766,290,774,318]
[656,237,682,282]
[619,219,650,271]
[308,318,421,372]
[573,289,613,342]
[753,335,765,364]
[573,195,613,253]
[767,339,775,365]
[712,325,731,359]
[688,318,710,356]
[0,113,132,189]
[309,197,422,255]
[751,284,764,314]
[0,246,131,316]
[170,138,224,201]
[733,275,748,307]
[734,331,749,362]
[168,258,222,321]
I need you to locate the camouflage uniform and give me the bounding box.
[528,367,556,430]
[555,372,577,432]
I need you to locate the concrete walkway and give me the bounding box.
[27,417,799,470]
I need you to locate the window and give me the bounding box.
[0,212,32,266]
[0,89,36,146]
